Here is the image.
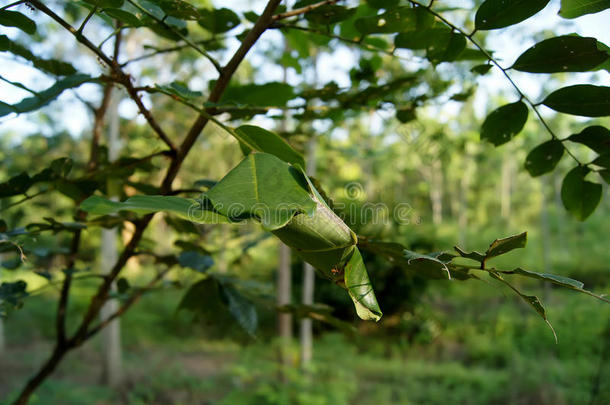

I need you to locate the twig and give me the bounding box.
[407,0,584,167]
[84,268,171,338]
[272,0,339,21]
[0,0,25,11]
[29,0,177,153]
[56,228,82,345]
[77,6,97,34]
[125,0,222,73]
[0,189,49,212]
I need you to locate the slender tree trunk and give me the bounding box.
[430,160,443,225]
[458,166,470,247]
[277,51,292,366]
[501,156,512,219]
[300,136,317,367]
[99,87,122,386]
[0,253,4,357]
[540,183,552,300]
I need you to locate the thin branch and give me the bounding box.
[407,0,585,167]
[29,0,177,153]
[77,6,97,34]
[56,228,82,345]
[0,189,50,212]
[84,268,171,339]
[272,0,338,21]
[125,0,222,73]
[0,0,25,11]
[119,38,227,67]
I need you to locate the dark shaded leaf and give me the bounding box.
[84,0,124,7]
[454,246,487,262]
[471,64,493,75]
[475,0,550,30]
[103,8,143,26]
[512,35,609,73]
[198,7,240,33]
[178,251,214,273]
[542,85,610,117]
[568,125,610,154]
[561,166,602,220]
[0,10,36,35]
[355,7,432,35]
[366,0,400,9]
[559,0,610,18]
[305,5,356,25]
[0,280,28,317]
[524,140,564,176]
[480,101,528,146]
[219,283,258,336]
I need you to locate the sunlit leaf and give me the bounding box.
[198,7,240,33]
[559,0,610,18]
[0,35,77,76]
[344,248,382,321]
[234,125,305,168]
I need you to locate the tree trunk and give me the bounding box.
[501,155,512,219]
[99,87,122,387]
[458,166,470,247]
[300,136,317,367]
[430,160,443,225]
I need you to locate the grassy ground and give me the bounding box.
[2,279,609,405]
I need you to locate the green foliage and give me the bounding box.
[542,85,610,117]
[480,101,529,146]
[561,166,603,220]
[512,35,609,73]
[475,0,550,30]
[559,0,610,18]
[524,140,564,177]
[0,10,36,35]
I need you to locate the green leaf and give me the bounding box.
[0,35,77,76]
[593,154,610,168]
[524,140,565,176]
[471,64,493,75]
[219,283,258,336]
[0,74,93,118]
[475,0,550,30]
[403,250,452,279]
[485,232,527,259]
[355,7,432,35]
[0,280,28,317]
[490,272,556,341]
[512,35,609,73]
[178,251,214,273]
[454,246,487,262]
[344,248,382,321]
[218,82,295,107]
[395,28,467,63]
[80,195,230,224]
[84,0,124,8]
[205,153,316,230]
[153,0,199,19]
[559,0,610,18]
[568,125,610,155]
[234,125,305,168]
[506,268,584,289]
[305,5,356,25]
[561,166,603,220]
[542,85,610,117]
[0,172,31,197]
[366,0,400,9]
[0,10,36,35]
[198,7,240,33]
[103,8,143,26]
[480,101,529,146]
